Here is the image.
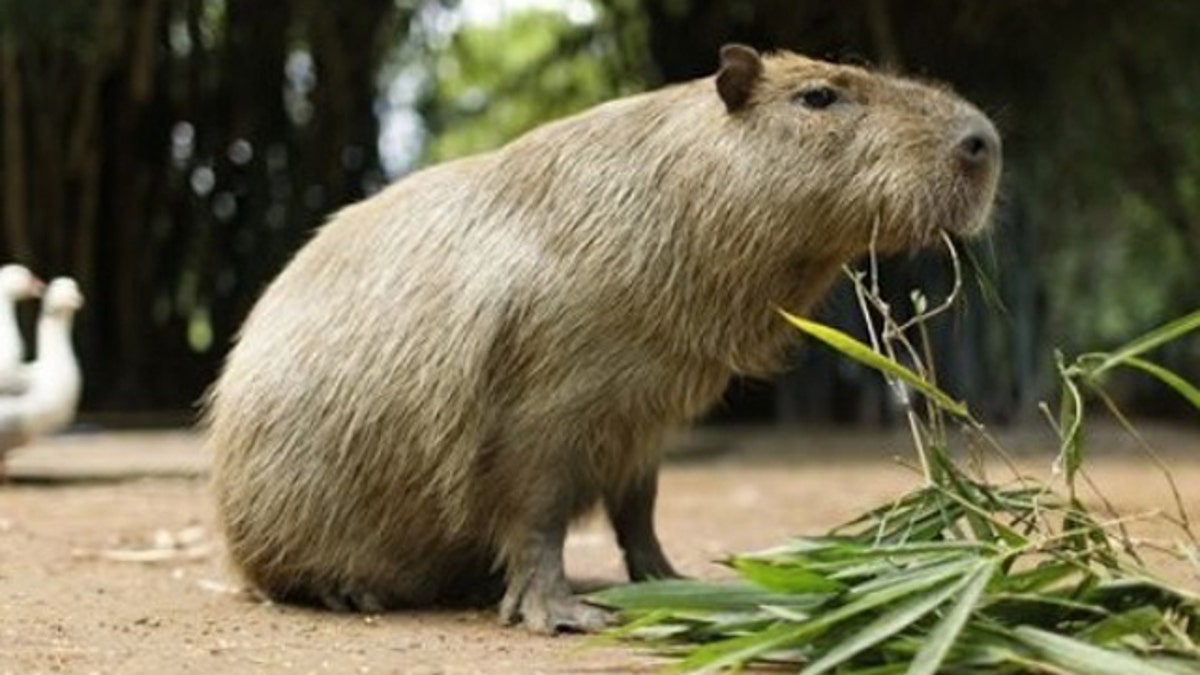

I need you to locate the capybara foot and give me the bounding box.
[499,586,611,634]
[499,551,611,634]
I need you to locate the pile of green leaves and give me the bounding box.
[593,306,1200,674]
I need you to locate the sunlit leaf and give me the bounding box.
[778,311,970,417]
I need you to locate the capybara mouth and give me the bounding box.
[877,180,998,253]
[910,120,1002,247]
[924,191,998,249]
[943,177,1000,243]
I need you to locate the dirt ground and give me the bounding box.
[2,424,1198,674]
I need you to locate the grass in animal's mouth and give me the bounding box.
[591,238,1200,674]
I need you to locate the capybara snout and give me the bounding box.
[954,112,1001,170]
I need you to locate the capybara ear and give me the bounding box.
[716,44,763,112]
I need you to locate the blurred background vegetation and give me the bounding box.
[0,0,1197,425]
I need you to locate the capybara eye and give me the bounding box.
[796,86,839,110]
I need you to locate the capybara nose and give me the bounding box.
[955,115,1000,171]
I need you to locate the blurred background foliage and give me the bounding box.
[0,0,1197,424]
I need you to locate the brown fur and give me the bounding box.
[207,46,1000,630]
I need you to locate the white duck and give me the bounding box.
[0,278,85,465]
[0,264,44,377]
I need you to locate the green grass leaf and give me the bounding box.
[997,561,1084,594]
[730,558,845,594]
[678,621,813,673]
[779,311,970,417]
[1056,353,1086,494]
[905,561,996,675]
[1090,308,1200,377]
[799,564,987,675]
[1120,356,1200,411]
[1012,626,1185,675]
[590,579,827,613]
[748,538,997,566]
[845,557,980,600]
[1076,605,1165,645]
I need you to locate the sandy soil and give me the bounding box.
[1,425,1198,674]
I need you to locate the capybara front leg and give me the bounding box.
[498,511,610,633]
[606,468,680,581]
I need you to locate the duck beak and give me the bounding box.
[29,278,46,297]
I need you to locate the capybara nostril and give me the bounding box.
[955,116,1000,170]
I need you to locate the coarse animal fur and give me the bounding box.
[207,45,1001,632]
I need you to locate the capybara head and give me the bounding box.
[715,45,1001,256]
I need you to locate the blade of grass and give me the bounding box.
[678,621,814,673]
[730,559,846,594]
[591,579,828,613]
[595,608,686,641]
[700,555,981,672]
[997,561,1083,594]
[1119,356,1200,411]
[748,538,998,565]
[1076,606,1165,645]
[1012,626,1184,675]
[1089,308,1200,377]
[845,557,980,599]
[922,483,1030,548]
[905,561,997,675]
[1055,354,1086,498]
[799,562,989,675]
[779,310,970,418]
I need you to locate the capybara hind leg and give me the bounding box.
[606,468,679,581]
[498,511,610,633]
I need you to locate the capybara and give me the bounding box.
[208,44,1001,632]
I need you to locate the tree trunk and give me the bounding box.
[1,35,31,261]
